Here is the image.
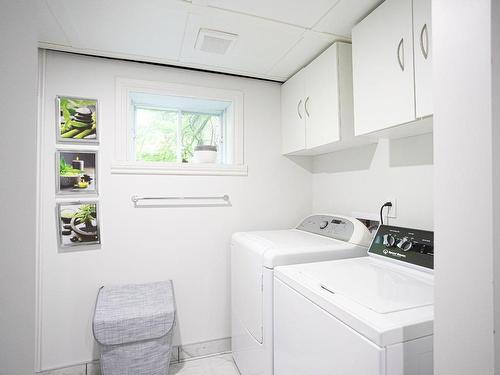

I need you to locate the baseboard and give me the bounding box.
[37,337,232,375]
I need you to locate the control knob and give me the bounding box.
[319,221,329,229]
[383,234,396,247]
[397,237,413,252]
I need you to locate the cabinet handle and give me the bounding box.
[397,38,404,71]
[305,96,310,117]
[420,24,429,59]
[297,99,303,119]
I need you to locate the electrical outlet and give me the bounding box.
[387,197,397,218]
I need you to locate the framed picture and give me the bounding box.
[56,150,98,195]
[57,201,101,248]
[56,96,99,143]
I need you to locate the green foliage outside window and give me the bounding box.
[134,107,222,163]
[181,112,221,161]
[135,108,177,162]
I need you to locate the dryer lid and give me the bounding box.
[233,230,367,269]
[305,258,433,314]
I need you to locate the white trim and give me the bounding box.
[176,109,182,162]
[38,42,291,82]
[35,48,46,373]
[37,338,232,373]
[115,77,245,171]
[111,161,248,176]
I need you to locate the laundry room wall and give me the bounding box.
[311,133,434,230]
[37,50,312,371]
[494,1,500,372]
[434,1,497,373]
[0,2,38,374]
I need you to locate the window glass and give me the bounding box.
[131,93,227,164]
[181,112,222,162]
[135,107,178,162]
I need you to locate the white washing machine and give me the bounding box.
[231,215,373,375]
[274,224,434,375]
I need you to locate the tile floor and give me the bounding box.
[170,354,240,375]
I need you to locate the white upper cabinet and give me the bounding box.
[352,0,415,136]
[304,45,340,150]
[413,0,432,118]
[281,68,307,154]
[352,0,433,137]
[281,42,362,155]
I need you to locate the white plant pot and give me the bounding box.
[193,149,218,163]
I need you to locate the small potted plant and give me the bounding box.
[59,158,83,188]
[192,121,218,163]
[70,204,98,242]
[193,143,218,163]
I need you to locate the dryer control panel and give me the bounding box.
[369,225,434,269]
[296,215,373,247]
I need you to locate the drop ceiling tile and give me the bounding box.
[205,0,339,28]
[45,0,189,60]
[36,0,69,46]
[267,31,341,80]
[313,0,383,37]
[180,7,305,75]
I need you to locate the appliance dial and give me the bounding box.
[319,221,329,229]
[383,234,396,247]
[397,237,413,252]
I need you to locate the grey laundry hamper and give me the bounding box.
[93,281,176,375]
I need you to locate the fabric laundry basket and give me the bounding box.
[93,280,176,375]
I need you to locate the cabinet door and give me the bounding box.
[413,0,432,118]
[304,44,340,149]
[281,69,306,154]
[352,0,415,135]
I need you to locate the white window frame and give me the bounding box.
[113,78,246,176]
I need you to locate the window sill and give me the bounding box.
[111,161,248,176]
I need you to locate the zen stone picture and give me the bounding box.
[57,201,101,248]
[56,96,98,143]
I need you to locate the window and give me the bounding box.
[114,78,245,176]
[131,93,227,164]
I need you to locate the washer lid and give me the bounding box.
[308,258,433,313]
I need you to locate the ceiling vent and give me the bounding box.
[195,28,238,55]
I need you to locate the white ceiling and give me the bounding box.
[37,0,382,82]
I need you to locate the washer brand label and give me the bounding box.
[382,249,407,258]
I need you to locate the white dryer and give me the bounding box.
[231,215,372,375]
[274,225,434,375]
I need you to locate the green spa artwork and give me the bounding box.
[57,96,98,142]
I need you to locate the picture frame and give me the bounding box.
[56,150,98,195]
[57,201,101,248]
[56,96,99,144]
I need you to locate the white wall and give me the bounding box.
[494,0,500,372]
[37,51,311,370]
[312,134,434,230]
[0,2,38,374]
[434,1,496,374]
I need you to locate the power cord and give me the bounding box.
[379,201,393,225]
